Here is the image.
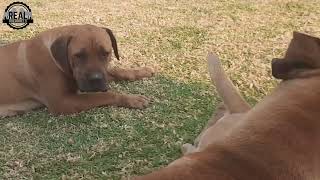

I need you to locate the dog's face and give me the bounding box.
[50,25,119,92]
[272,32,320,80]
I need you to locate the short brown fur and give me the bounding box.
[0,24,154,117]
[131,32,320,180]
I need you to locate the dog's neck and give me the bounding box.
[247,76,320,119]
[224,76,320,179]
[275,77,320,116]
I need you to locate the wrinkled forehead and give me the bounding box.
[68,28,112,53]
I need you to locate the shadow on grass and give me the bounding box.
[0,76,260,179]
[0,75,224,179]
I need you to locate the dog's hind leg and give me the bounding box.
[194,102,227,145]
[207,53,250,113]
[207,102,227,127]
[182,53,250,154]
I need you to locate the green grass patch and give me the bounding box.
[0,0,319,179]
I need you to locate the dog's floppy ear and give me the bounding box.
[271,58,291,80]
[50,36,73,76]
[271,31,320,80]
[271,58,313,80]
[102,27,120,60]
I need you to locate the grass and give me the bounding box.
[0,0,319,179]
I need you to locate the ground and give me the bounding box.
[0,0,319,179]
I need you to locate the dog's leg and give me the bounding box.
[206,102,227,128]
[194,102,227,145]
[106,67,155,81]
[46,91,149,115]
[181,103,227,153]
[191,53,250,147]
[207,53,250,113]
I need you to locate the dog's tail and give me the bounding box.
[207,52,250,113]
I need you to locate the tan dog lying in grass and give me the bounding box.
[131,31,320,180]
[0,25,154,117]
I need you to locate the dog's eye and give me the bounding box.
[101,51,109,58]
[73,51,87,63]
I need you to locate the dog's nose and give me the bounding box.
[87,72,104,81]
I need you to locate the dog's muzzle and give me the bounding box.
[78,72,108,92]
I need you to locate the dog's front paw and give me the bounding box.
[123,94,150,109]
[134,67,155,79]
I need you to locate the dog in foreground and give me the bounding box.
[0,24,154,117]
[131,32,320,179]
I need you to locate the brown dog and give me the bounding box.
[0,24,154,117]
[130,32,320,180]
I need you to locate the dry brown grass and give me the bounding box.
[0,0,319,179]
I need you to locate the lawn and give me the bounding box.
[0,0,319,179]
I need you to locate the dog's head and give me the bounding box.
[50,25,119,92]
[271,32,320,80]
